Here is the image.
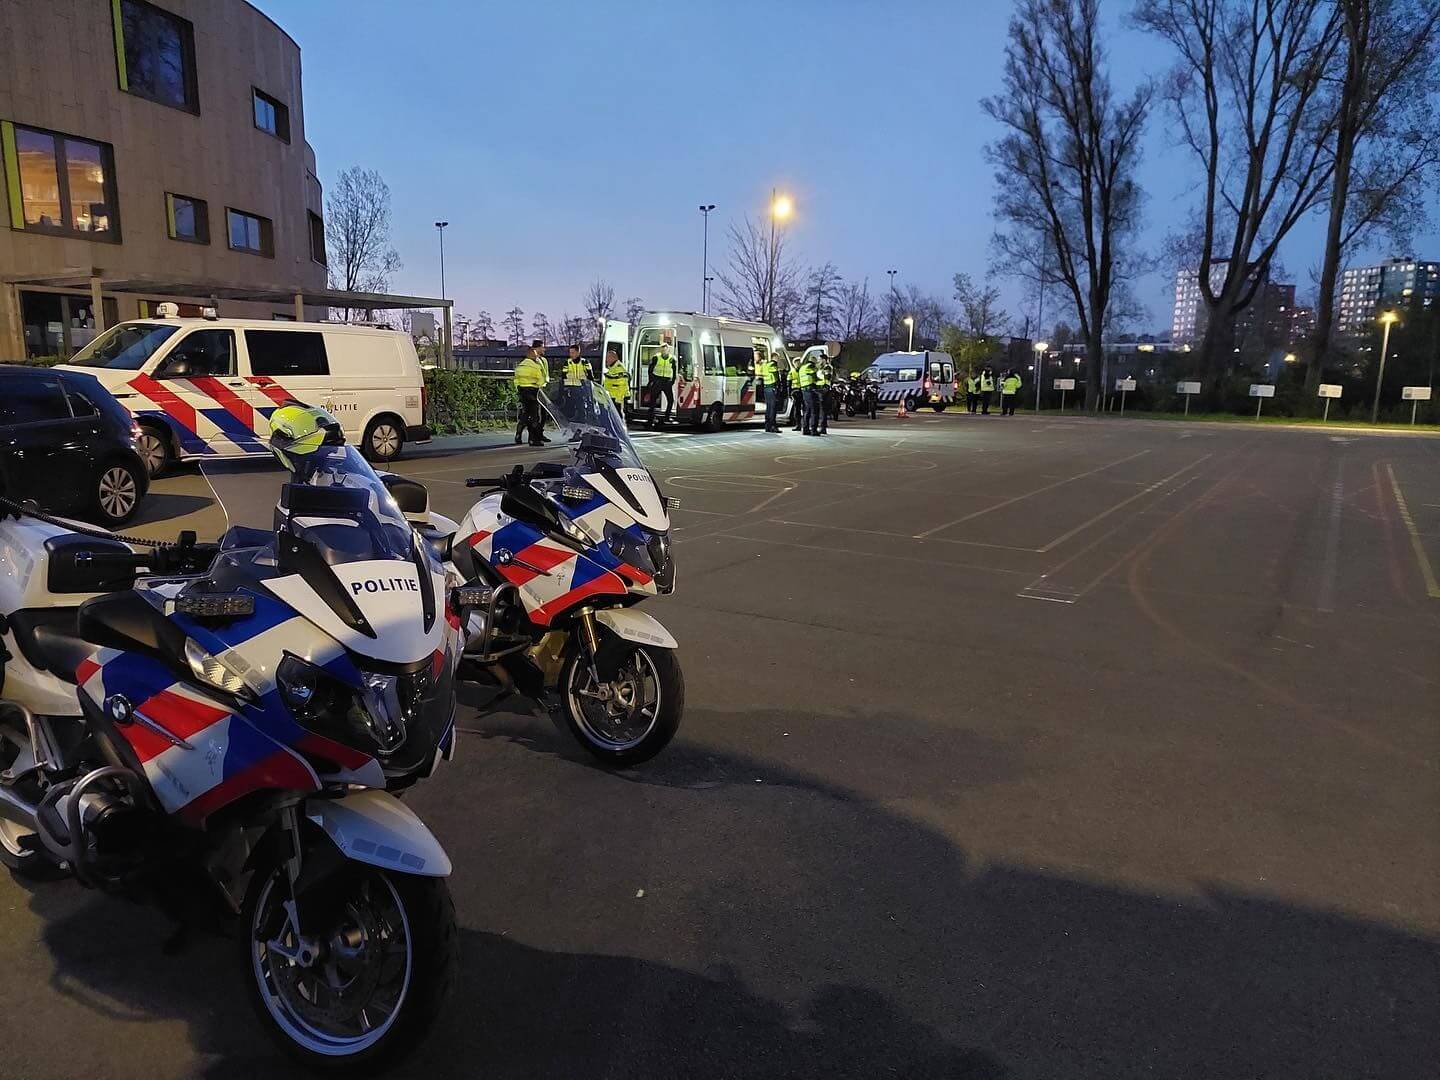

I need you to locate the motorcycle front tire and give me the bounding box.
[241,850,458,1071]
[559,643,683,768]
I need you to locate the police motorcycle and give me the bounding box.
[0,406,458,1070]
[840,373,880,419]
[446,379,683,767]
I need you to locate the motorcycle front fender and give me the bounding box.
[594,608,678,650]
[306,788,452,878]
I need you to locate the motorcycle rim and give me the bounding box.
[251,867,413,1057]
[566,646,662,752]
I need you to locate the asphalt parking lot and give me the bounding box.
[2,410,1437,1079]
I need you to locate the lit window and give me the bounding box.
[2,122,119,240]
[116,0,199,113]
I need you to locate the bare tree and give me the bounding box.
[985,0,1151,410]
[582,280,617,322]
[624,297,646,326]
[531,313,552,345]
[1307,0,1440,385]
[803,263,844,341]
[1136,0,1343,391]
[325,167,402,322]
[554,312,587,346]
[713,217,804,327]
[473,311,495,342]
[952,272,1010,338]
[836,278,879,341]
[899,284,953,348]
[503,307,526,346]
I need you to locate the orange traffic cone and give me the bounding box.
[896,395,909,419]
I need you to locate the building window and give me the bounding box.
[307,211,326,265]
[165,192,208,243]
[252,89,290,142]
[226,208,273,257]
[1,122,119,241]
[115,0,199,113]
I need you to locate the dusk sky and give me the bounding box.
[266,0,1439,335]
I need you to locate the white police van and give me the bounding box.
[862,351,957,412]
[58,306,430,474]
[603,312,787,429]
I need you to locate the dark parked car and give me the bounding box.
[0,365,149,526]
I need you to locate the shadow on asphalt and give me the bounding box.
[128,492,213,527]
[23,717,1439,1079]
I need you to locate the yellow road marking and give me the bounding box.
[1386,463,1440,599]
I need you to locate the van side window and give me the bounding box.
[246,330,329,377]
[702,344,723,375]
[724,345,754,376]
[158,330,237,378]
[676,341,694,380]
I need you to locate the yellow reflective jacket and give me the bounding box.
[513,355,547,389]
[564,358,590,386]
[651,352,675,379]
[603,362,629,402]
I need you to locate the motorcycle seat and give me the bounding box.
[6,608,92,685]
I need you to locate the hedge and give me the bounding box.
[424,369,519,434]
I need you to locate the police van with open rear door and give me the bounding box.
[862,350,956,412]
[604,312,789,430]
[56,304,431,474]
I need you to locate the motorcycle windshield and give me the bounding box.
[200,446,414,563]
[541,378,646,471]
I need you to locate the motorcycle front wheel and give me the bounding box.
[560,642,683,767]
[242,853,457,1070]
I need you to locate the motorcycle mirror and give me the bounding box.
[825,340,841,359]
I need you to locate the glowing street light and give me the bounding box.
[765,189,794,325]
[903,315,915,351]
[1372,310,1401,424]
[1033,340,1049,411]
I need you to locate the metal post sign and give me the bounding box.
[1317,383,1342,422]
[1176,381,1201,416]
[1054,377,1075,413]
[1402,385,1432,425]
[1115,377,1136,416]
[1249,383,1275,420]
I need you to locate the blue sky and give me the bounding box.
[264,0,1438,335]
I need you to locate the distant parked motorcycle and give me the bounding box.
[0,408,458,1069]
[448,381,683,767]
[839,376,879,419]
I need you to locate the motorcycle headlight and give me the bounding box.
[277,654,412,758]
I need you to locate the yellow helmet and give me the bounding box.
[267,404,342,470]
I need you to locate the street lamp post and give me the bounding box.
[904,316,915,352]
[434,221,449,300]
[434,221,449,368]
[1372,310,1400,424]
[767,190,793,325]
[1032,340,1048,412]
[699,204,715,313]
[886,269,898,349]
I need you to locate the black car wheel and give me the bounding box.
[364,416,405,462]
[93,460,143,525]
[135,424,172,477]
